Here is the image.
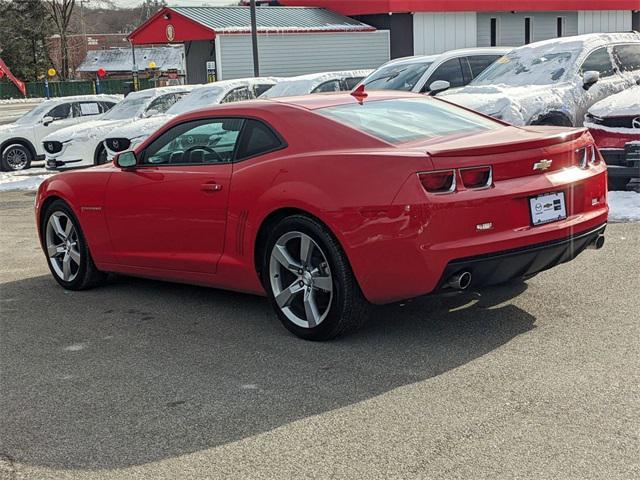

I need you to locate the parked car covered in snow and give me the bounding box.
[104,77,278,161]
[442,33,640,127]
[585,85,640,190]
[43,85,196,170]
[259,70,372,98]
[0,95,120,171]
[358,47,512,94]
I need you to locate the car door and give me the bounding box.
[104,117,245,274]
[420,58,467,93]
[575,46,627,123]
[33,102,78,149]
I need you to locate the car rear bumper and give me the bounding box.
[436,223,606,291]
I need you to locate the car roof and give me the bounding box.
[41,94,121,105]
[384,47,513,66]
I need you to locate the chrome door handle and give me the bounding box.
[201,183,222,192]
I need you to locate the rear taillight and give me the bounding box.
[576,144,598,169]
[418,170,456,193]
[460,166,492,189]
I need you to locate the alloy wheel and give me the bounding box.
[46,212,81,282]
[269,231,333,328]
[5,147,28,170]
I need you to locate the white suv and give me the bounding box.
[44,86,196,170]
[442,32,640,126]
[358,47,512,94]
[0,95,120,171]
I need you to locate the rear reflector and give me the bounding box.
[418,170,456,193]
[460,166,492,189]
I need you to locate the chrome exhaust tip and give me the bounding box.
[588,234,605,250]
[448,271,472,290]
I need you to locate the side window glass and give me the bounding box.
[254,83,274,97]
[221,87,252,104]
[580,47,615,78]
[344,76,365,90]
[143,118,244,165]
[236,119,283,161]
[424,58,465,90]
[613,44,640,72]
[47,103,72,120]
[467,55,502,77]
[74,102,101,117]
[99,101,116,113]
[312,79,341,93]
[146,93,184,115]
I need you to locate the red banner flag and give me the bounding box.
[0,58,27,96]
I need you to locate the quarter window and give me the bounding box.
[467,55,502,78]
[580,47,616,78]
[613,44,640,72]
[143,118,244,165]
[235,119,283,160]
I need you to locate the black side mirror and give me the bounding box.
[42,116,54,127]
[115,151,137,169]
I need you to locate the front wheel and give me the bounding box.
[43,200,107,290]
[1,144,32,171]
[263,215,368,340]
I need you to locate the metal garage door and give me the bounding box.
[215,31,390,80]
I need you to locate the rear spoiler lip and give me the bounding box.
[426,127,589,158]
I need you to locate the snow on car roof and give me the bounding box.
[588,85,640,118]
[385,47,513,66]
[126,84,198,100]
[28,94,122,105]
[259,70,373,98]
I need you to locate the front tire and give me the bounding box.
[43,200,107,290]
[95,145,108,165]
[262,215,368,340]
[1,144,32,171]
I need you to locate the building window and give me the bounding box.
[557,16,566,37]
[525,17,533,44]
[490,18,498,46]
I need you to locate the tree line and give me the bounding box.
[0,0,166,81]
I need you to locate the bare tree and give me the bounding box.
[46,0,76,79]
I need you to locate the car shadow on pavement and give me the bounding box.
[0,274,534,470]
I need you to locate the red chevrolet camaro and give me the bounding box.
[35,91,608,340]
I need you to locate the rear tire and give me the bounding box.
[43,200,107,290]
[1,144,32,171]
[530,113,573,127]
[262,215,368,340]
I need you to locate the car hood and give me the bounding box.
[107,114,173,140]
[588,85,640,118]
[441,84,568,126]
[44,118,132,142]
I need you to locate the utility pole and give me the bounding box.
[250,0,259,76]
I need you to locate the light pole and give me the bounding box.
[250,0,259,77]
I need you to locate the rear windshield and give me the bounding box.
[317,98,500,144]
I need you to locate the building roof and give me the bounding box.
[278,0,640,15]
[129,6,375,44]
[77,46,184,73]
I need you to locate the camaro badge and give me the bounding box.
[533,159,553,171]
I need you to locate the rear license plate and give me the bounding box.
[529,192,567,226]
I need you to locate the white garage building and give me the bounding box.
[279,0,639,58]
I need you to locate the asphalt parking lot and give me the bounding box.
[1,190,639,480]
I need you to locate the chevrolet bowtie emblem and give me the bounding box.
[533,159,553,171]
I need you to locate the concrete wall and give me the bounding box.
[413,13,477,55]
[215,31,390,80]
[477,12,579,47]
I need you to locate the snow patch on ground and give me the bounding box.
[608,191,640,222]
[0,168,53,192]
